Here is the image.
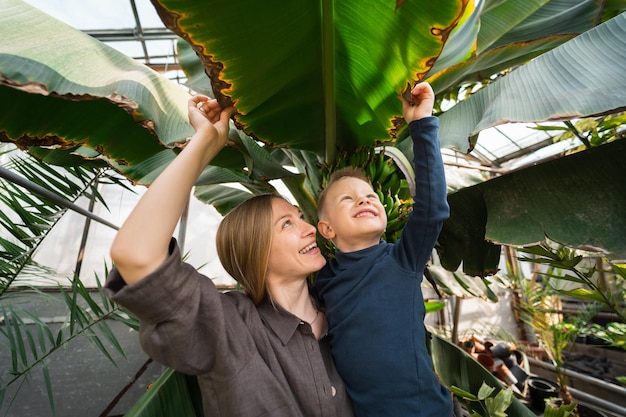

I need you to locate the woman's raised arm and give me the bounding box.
[110,96,235,285]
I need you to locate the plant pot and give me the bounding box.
[528,376,559,410]
[519,341,546,361]
[461,340,475,355]
[494,362,518,386]
[476,353,496,371]
[489,342,513,359]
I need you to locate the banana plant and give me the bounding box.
[171,3,626,274]
[1,1,625,415]
[3,0,625,278]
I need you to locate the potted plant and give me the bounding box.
[512,243,625,416]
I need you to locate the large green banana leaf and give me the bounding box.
[149,0,466,158]
[429,0,606,94]
[0,0,247,185]
[476,0,599,53]
[437,12,626,151]
[440,136,626,276]
[155,0,624,154]
[2,0,621,181]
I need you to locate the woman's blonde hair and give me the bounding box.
[216,194,281,304]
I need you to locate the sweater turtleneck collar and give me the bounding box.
[333,241,386,269]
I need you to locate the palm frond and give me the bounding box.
[0,145,115,294]
[0,266,139,416]
[0,145,140,415]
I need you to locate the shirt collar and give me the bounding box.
[257,298,303,345]
[334,240,385,268]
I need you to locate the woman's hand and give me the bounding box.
[400,82,435,123]
[188,95,235,148]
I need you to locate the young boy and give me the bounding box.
[314,82,453,417]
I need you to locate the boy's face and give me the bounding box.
[317,177,387,252]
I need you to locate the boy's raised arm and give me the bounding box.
[394,82,449,269]
[109,96,235,285]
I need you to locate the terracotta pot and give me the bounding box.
[470,336,486,352]
[476,353,496,371]
[519,340,545,361]
[494,362,518,386]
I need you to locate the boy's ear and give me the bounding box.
[317,220,335,240]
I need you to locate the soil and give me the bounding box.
[563,342,626,386]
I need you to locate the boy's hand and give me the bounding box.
[400,82,435,123]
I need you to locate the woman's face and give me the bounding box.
[266,198,326,280]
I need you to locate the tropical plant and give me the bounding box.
[0,270,139,415]
[580,322,626,351]
[543,402,578,417]
[0,145,140,415]
[517,243,626,323]
[506,241,626,414]
[2,0,626,415]
[547,113,626,152]
[169,1,626,277]
[450,382,514,417]
[1,0,625,275]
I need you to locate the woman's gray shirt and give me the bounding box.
[105,238,354,417]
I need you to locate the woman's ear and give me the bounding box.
[317,220,335,240]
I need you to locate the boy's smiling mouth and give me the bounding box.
[355,209,377,218]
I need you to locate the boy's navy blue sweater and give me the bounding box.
[314,117,452,417]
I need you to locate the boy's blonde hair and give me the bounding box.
[317,167,371,220]
[216,194,282,304]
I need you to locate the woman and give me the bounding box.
[105,95,354,417]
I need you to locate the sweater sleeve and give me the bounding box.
[104,238,257,376]
[393,116,450,272]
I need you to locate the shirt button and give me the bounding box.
[331,386,337,397]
